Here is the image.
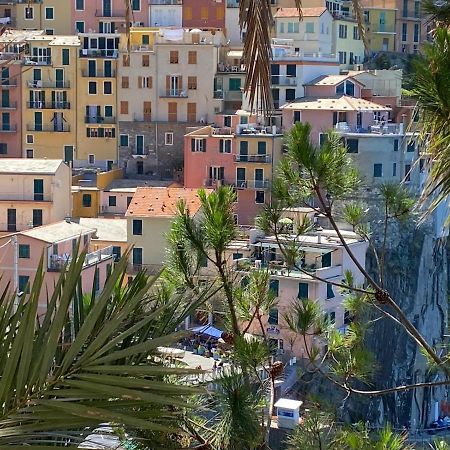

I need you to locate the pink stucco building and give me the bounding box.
[71,0,149,34]
[184,113,284,225]
[0,220,114,315]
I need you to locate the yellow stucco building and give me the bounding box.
[362,0,397,52]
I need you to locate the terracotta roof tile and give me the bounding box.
[125,187,212,218]
[274,7,327,18]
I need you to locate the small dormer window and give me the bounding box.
[336,80,355,96]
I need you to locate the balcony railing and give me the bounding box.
[49,246,114,272]
[234,154,272,163]
[79,49,118,58]
[236,179,270,189]
[27,101,70,109]
[271,75,298,86]
[0,192,51,202]
[159,89,188,98]
[26,123,70,132]
[0,101,17,109]
[127,263,163,276]
[94,9,126,17]
[0,78,17,87]
[81,70,116,78]
[150,0,182,4]
[23,56,52,66]
[217,63,246,73]
[27,80,70,88]
[0,124,16,132]
[212,127,234,135]
[85,116,116,124]
[271,51,338,62]
[0,51,21,61]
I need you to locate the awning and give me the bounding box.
[191,325,223,339]
[227,50,243,58]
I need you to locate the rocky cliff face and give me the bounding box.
[364,218,449,430]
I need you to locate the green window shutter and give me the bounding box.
[62,48,69,65]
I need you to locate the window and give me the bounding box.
[0,143,6,155]
[132,0,140,10]
[138,76,152,88]
[26,149,33,158]
[25,7,33,19]
[132,247,143,266]
[325,311,336,325]
[165,132,173,145]
[104,105,113,117]
[191,138,206,152]
[393,162,397,176]
[88,154,95,164]
[322,251,332,268]
[338,51,347,64]
[122,54,130,67]
[75,21,85,32]
[188,51,197,64]
[229,78,241,91]
[402,23,407,41]
[76,0,84,10]
[142,54,149,67]
[285,88,296,101]
[288,21,300,33]
[32,209,42,227]
[413,23,420,42]
[108,196,116,207]
[132,219,143,235]
[19,244,30,259]
[336,80,354,95]
[414,0,420,17]
[305,22,314,33]
[88,81,97,94]
[34,179,43,201]
[404,164,411,182]
[319,133,328,147]
[232,252,243,260]
[219,139,232,153]
[353,26,360,40]
[294,111,301,123]
[26,134,34,144]
[120,134,129,146]
[373,163,383,177]
[200,6,208,19]
[168,102,177,122]
[142,35,149,45]
[103,81,112,94]
[120,101,128,115]
[18,276,30,294]
[407,142,415,152]
[188,76,197,90]
[268,308,279,325]
[255,190,265,204]
[346,138,359,153]
[394,139,399,151]
[269,279,279,296]
[170,51,178,64]
[339,24,348,38]
[121,76,129,88]
[62,49,69,65]
[112,246,121,261]
[82,194,92,207]
[45,7,54,19]
[298,282,309,299]
[327,283,335,299]
[279,22,285,33]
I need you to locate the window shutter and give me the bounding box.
[219,139,223,153]
[179,76,183,90]
[166,75,170,90]
[138,76,142,88]
[191,138,195,152]
[202,138,207,152]
[149,76,152,88]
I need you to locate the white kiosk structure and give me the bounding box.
[274,398,303,429]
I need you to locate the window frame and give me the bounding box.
[132,219,143,236]
[19,244,30,259]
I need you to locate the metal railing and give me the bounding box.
[95,9,126,17]
[0,124,16,131]
[27,80,70,88]
[234,154,272,163]
[0,101,17,109]
[212,127,233,135]
[27,101,70,109]
[81,70,116,78]
[271,75,298,86]
[159,89,188,98]
[79,49,118,58]
[236,179,270,189]
[0,78,17,87]
[26,123,70,132]
[0,192,51,201]
[49,246,114,272]
[84,116,116,124]
[23,56,52,66]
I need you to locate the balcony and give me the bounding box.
[213,90,224,99]
[0,50,21,62]
[94,9,126,18]
[81,70,116,78]
[159,89,188,98]
[236,179,270,189]
[0,78,17,88]
[0,101,17,109]
[49,246,114,272]
[217,63,246,73]
[336,122,403,135]
[271,75,298,86]
[85,116,116,124]
[127,263,163,276]
[27,101,70,109]
[0,124,16,132]
[0,192,51,202]
[212,127,234,136]
[27,80,70,88]
[234,154,272,163]
[23,56,52,66]
[26,124,70,132]
[151,0,182,4]
[79,49,118,58]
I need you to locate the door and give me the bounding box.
[30,90,45,108]
[236,167,246,187]
[143,102,151,121]
[255,168,264,188]
[55,69,64,88]
[104,60,112,77]
[87,105,99,123]
[1,90,9,108]
[169,76,180,96]
[209,166,224,181]
[2,112,9,131]
[239,141,248,161]
[32,209,42,227]
[382,38,389,51]
[64,145,74,165]
[53,112,64,131]
[103,0,112,16]
[270,64,280,85]
[132,247,143,266]
[356,112,362,129]
[34,179,44,201]
[136,135,144,155]
[7,208,15,232]
[136,161,144,175]
[34,111,42,131]
[88,60,96,77]
[53,90,67,109]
